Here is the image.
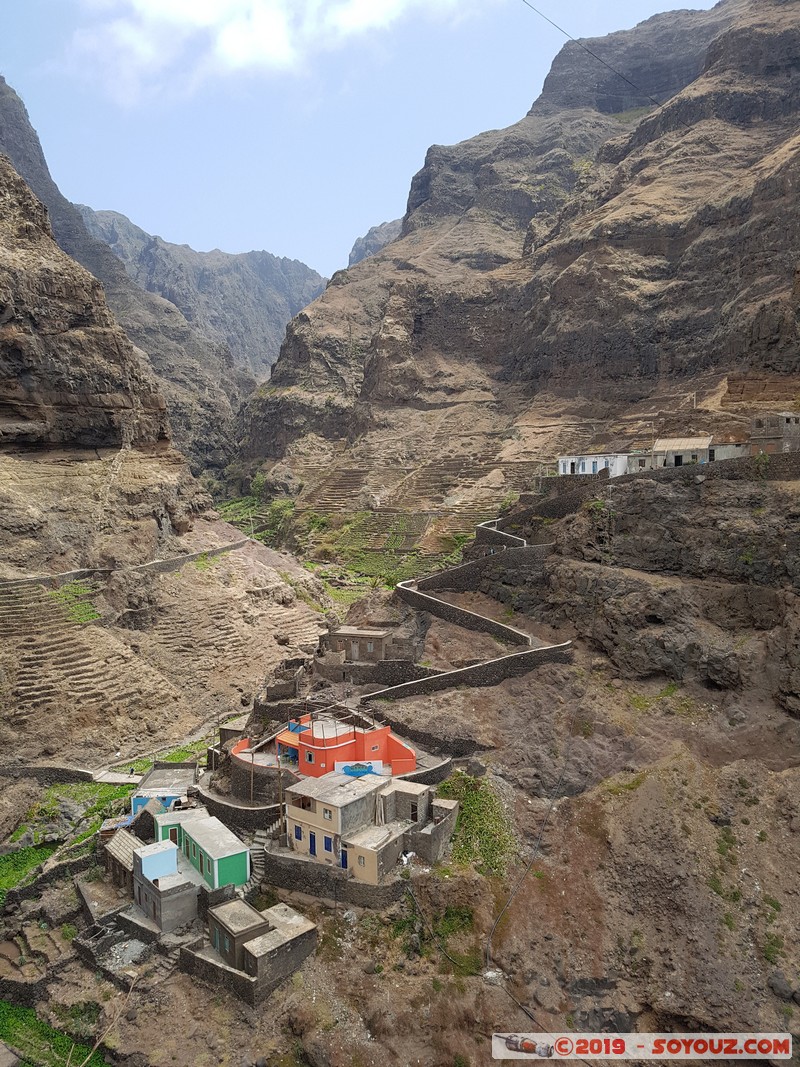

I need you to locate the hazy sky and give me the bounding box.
[3,0,717,276]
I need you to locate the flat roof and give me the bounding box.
[243,903,316,957]
[332,627,392,639]
[343,819,408,850]
[558,452,631,460]
[154,807,208,826]
[135,839,177,859]
[285,771,384,806]
[385,780,429,796]
[183,816,247,860]
[209,898,269,936]
[653,436,712,451]
[135,765,197,793]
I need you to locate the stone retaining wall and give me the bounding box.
[364,642,572,703]
[510,453,800,523]
[417,545,553,593]
[5,854,95,909]
[0,539,248,590]
[195,780,280,832]
[0,765,94,785]
[396,581,531,646]
[315,654,442,687]
[475,521,526,548]
[262,850,405,908]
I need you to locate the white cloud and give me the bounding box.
[68,0,483,103]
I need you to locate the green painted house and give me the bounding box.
[154,810,249,890]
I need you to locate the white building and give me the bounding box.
[557,453,630,478]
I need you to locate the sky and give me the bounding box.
[2,0,718,277]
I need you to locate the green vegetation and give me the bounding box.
[51,1001,101,1041]
[11,782,134,852]
[605,771,648,796]
[658,681,680,699]
[437,772,518,876]
[47,581,100,624]
[0,846,57,905]
[752,452,770,480]
[722,912,735,931]
[0,1002,108,1067]
[763,933,784,964]
[193,551,218,572]
[60,923,78,943]
[717,826,737,862]
[433,905,474,941]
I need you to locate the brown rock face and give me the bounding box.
[239,0,800,514]
[0,155,168,448]
[78,206,326,379]
[0,76,250,470]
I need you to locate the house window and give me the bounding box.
[224,936,230,952]
[786,418,791,424]
[305,751,314,763]
[366,641,374,653]
[691,454,698,463]
[358,856,365,867]
[638,458,646,469]
[709,449,715,461]
[192,843,196,858]
[294,825,302,841]
[324,836,332,852]
[323,808,332,820]
[755,419,764,428]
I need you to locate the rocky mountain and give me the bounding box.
[0,154,168,449]
[78,206,326,378]
[237,0,800,539]
[0,75,252,471]
[348,218,402,266]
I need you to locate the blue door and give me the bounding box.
[309,832,316,857]
[341,849,348,870]
[592,461,597,474]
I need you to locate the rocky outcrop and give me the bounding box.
[0,155,168,448]
[0,76,250,470]
[78,207,326,378]
[348,218,402,266]
[238,0,800,512]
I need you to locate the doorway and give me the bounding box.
[309,832,317,857]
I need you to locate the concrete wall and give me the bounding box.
[262,850,405,908]
[395,581,531,646]
[364,642,573,703]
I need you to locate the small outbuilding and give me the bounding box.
[325,627,393,663]
[131,762,198,815]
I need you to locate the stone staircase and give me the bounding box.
[141,944,181,987]
[239,822,281,897]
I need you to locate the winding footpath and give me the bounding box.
[363,516,573,703]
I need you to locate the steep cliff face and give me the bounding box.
[0,155,168,448]
[78,206,326,379]
[0,76,250,470]
[348,218,402,266]
[238,0,798,520]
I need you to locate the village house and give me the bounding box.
[103,827,139,894]
[557,452,632,478]
[273,711,416,778]
[130,762,198,815]
[132,839,199,933]
[750,412,800,454]
[283,772,458,885]
[182,900,317,1006]
[153,809,250,890]
[323,626,393,662]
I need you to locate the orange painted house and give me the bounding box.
[274,714,416,778]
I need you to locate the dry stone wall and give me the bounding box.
[396,580,531,646]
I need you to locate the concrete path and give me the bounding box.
[93,770,141,784]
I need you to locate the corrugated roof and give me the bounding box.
[104,828,140,872]
[653,436,712,452]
